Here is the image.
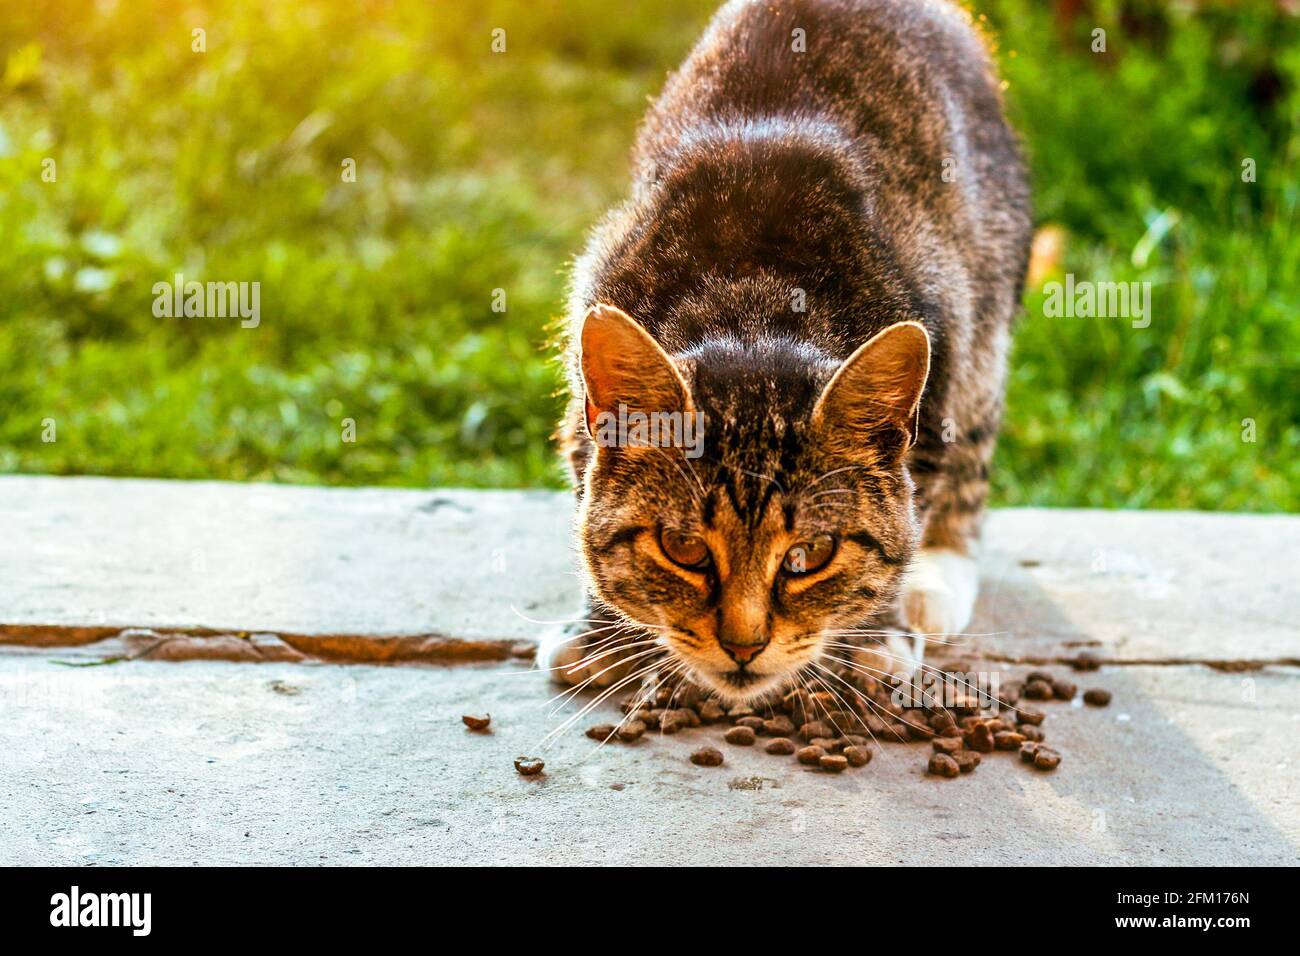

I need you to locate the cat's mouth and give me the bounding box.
[688,661,789,704]
[719,668,762,689]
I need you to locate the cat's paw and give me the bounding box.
[900,547,979,636]
[536,619,645,688]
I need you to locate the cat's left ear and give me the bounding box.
[813,320,931,455]
[579,303,693,440]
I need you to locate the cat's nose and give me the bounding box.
[720,638,768,664]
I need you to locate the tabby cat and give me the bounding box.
[542,0,1032,705]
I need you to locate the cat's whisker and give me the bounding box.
[544,643,665,713]
[805,660,900,765]
[821,629,996,648]
[540,654,670,750]
[521,625,650,679]
[823,627,1005,640]
[580,658,687,758]
[810,658,932,745]
[821,650,1027,718]
[509,604,672,634]
[508,606,624,628]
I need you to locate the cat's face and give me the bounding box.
[575,305,930,704]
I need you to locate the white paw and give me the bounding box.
[900,547,979,637]
[536,621,643,688]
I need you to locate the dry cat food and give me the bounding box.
[928,753,960,778]
[514,756,545,776]
[1072,650,1101,671]
[559,654,1112,779]
[690,746,724,767]
[461,713,491,731]
[724,725,757,746]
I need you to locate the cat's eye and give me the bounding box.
[660,528,711,570]
[782,534,836,575]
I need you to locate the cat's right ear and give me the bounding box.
[580,304,691,441]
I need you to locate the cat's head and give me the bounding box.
[575,304,930,704]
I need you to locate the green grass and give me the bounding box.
[1,0,1296,509]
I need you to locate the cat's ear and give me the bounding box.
[813,320,931,456]
[580,303,692,440]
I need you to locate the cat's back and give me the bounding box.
[573,0,1030,345]
[637,0,1025,233]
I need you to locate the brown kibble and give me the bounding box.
[690,746,724,767]
[884,722,912,742]
[819,754,849,773]
[737,716,766,732]
[964,721,995,753]
[514,756,544,776]
[461,714,491,731]
[616,720,646,742]
[1083,688,1112,707]
[1019,724,1045,742]
[1033,746,1062,770]
[724,725,757,746]
[796,745,827,766]
[763,715,795,737]
[1051,679,1077,701]
[675,683,704,710]
[928,708,958,734]
[952,750,981,773]
[765,737,796,755]
[928,753,960,778]
[903,719,935,740]
[1023,679,1053,701]
[932,736,962,755]
[1072,650,1101,671]
[998,682,1023,707]
[1017,706,1045,727]
[585,723,615,741]
[994,731,1026,751]
[799,720,834,741]
[697,699,726,724]
[809,736,842,752]
[1019,741,1040,763]
[659,710,689,735]
[1026,670,1055,685]
[843,745,872,767]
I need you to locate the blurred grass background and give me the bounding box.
[0,0,1295,509]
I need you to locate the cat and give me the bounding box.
[542,0,1031,706]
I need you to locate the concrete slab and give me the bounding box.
[1,657,1295,865]
[2,477,1297,668]
[0,476,579,659]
